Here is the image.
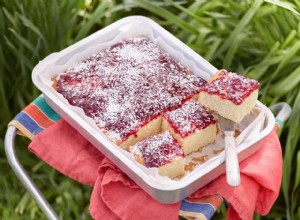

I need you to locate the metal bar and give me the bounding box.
[4,126,60,220]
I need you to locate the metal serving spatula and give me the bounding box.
[218,115,240,187]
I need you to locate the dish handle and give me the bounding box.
[269,102,292,133]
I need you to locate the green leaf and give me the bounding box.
[15,193,30,214]
[291,151,300,220]
[1,1,300,219]
[125,0,199,34]
[0,77,11,121]
[282,90,300,218]
[281,30,297,48]
[18,14,45,42]
[204,37,222,61]
[246,42,281,79]
[2,6,16,27]
[214,0,264,58]
[8,28,39,57]
[293,151,300,192]
[172,2,210,28]
[223,33,246,69]
[269,65,300,96]
[269,40,300,82]
[75,1,109,41]
[265,0,300,16]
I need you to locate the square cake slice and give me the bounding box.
[198,70,259,123]
[162,100,217,155]
[130,131,185,178]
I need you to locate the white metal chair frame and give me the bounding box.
[4,102,292,220]
[5,126,59,220]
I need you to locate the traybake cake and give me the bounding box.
[162,100,217,155]
[130,131,185,178]
[53,36,206,150]
[198,70,259,123]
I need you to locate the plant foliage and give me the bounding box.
[0,0,299,219]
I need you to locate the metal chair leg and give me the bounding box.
[4,126,60,220]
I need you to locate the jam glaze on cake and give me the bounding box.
[55,37,206,149]
[162,100,217,155]
[130,131,185,178]
[199,70,259,123]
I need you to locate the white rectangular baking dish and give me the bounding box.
[32,16,275,203]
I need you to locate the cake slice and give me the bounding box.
[162,100,217,155]
[130,131,185,178]
[198,70,259,123]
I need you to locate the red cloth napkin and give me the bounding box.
[29,119,282,220]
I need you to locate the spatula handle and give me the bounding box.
[224,131,240,187]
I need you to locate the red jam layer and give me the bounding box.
[136,131,184,168]
[200,70,259,105]
[56,37,206,142]
[164,100,216,138]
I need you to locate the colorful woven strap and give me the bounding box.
[179,195,223,220]
[8,95,61,139]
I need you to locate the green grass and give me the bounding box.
[1,0,300,219]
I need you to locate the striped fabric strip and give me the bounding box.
[8,95,61,139]
[179,195,223,220]
[22,104,56,129]
[13,112,44,137]
[32,96,61,122]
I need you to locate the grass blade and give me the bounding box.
[269,65,300,96]
[204,37,222,62]
[1,1,300,219]
[75,1,109,41]
[8,28,38,57]
[265,0,300,16]
[125,0,199,34]
[172,2,210,28]
[282,89,300,219]
[270,40,300,80]
[18,14,45,43]
[223,33,245,69]
[214,0,264,58]
[2,7,17,27]
[281,30,297,48]
[292,150,300,195]
[246,42,281,79]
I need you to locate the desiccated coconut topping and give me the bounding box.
[56,36,206,142]
[164,100,216,138]
[200,70,259,105]
[136,131,184,168]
